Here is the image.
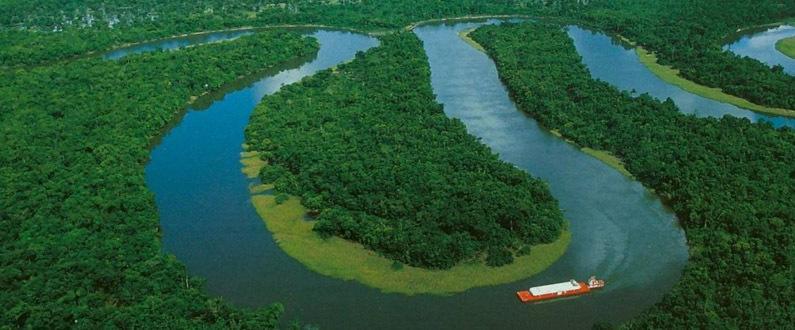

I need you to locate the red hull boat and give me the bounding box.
[517,276,605,303]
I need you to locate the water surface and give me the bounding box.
[568,26,795,129]
[724,25,795,74]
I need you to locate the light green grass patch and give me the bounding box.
[635,47,795,118]
[775,36,795,59]
[240,151,267,178]
[549,129,572,142]
[459,28,487,53]
[242,144,570,294]
[581,148,633,178]
[249,183,274,194]
[550,130,633,178]
[251,193,571,295]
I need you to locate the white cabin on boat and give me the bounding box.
[529,280,581,296]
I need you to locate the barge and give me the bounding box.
[517,276,605,303]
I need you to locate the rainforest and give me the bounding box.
[1,0,793,329]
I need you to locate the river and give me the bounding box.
[145,23,689,329]
[567,26,795,129]
[724,24,795,75]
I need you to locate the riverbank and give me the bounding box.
[548,130,634,178]
[458,28,486,52]
[241,148,570,295]
[776,36,795,59]
[633,45,795,118]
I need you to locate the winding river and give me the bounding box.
[567,26,795,129]
[144,23,689,329]
[724,24,795,75]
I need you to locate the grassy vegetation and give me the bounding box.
[581,148,634,178]
[775,36,795,59]
[635,46,795,118]
[549,130,633,178]
[240,148,267,179]
[458,28,487,53]
[243,149,570,295]
[250,186,571,295]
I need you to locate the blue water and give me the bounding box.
[568,26,795,129]
[724,25,795,75]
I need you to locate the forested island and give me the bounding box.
[472,22,794,328]
[245,31,566,270]
[2,0,794,328]
[0,30,318,327]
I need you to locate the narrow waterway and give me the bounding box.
[567,26,795,129]
[724,25,795,75]
[145,24,688,329]
[104,29,253,59]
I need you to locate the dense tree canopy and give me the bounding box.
[0,31,318,328]
[245,32,566,269]
[2,1,794,328]
[573,0,795,110]
[4,0,792,112]
[472,22,794,328]
[0,0,589,67]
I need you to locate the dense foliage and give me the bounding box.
[0,0,592,67]
[2,0,794,328]
[4,0,792,112]
[574,0,795,110]
[245,32,565,269]
[0,31,318,327]
[472,22,794,328]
